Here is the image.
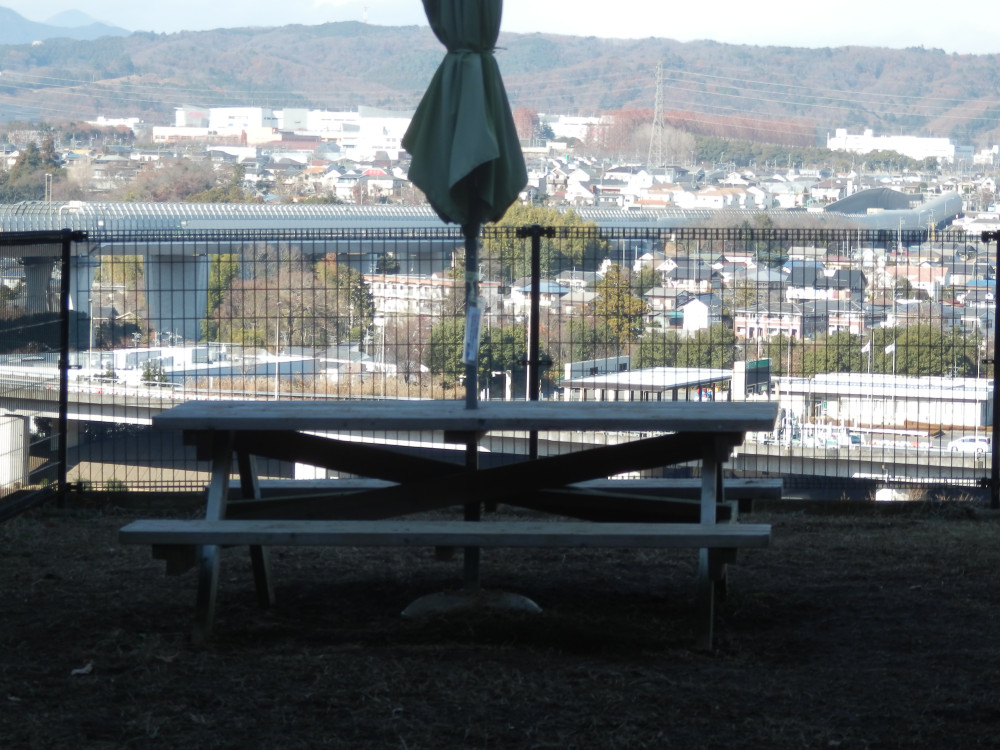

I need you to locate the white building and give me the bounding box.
[827,128,956,163]
[208,107,279,133]
[364,274,501,317]
[777,373,992,431]
[545,115,602,141]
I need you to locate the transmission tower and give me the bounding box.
[647,62,664,168]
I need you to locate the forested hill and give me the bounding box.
[1,20,999,147]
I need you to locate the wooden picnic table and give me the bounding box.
[122,398,778,648]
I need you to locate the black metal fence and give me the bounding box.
[1,225,995,504]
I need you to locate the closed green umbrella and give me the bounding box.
[402,0,527,409]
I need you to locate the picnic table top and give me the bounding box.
[153,398,779,434]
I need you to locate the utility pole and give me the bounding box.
[647,62,664,169]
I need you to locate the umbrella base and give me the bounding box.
[401,588,543,618]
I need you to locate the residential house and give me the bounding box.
[888,264,950,300]
[806,300,867,336]
[733,302,806,341]
[591,177,629,207]
[665,257,720,294]
[558,289,598,315]
[733,265,787,300]
[643,286,687,314]
[810,178,851,204]
[318,344,374,383]
[941,259,994,288]
[761,180,811,209]
[960,288,995,309]
[678,293,726,333]
[687,186,750,210]
[714,262,744,287]
[785,246,829,263]
[634,250,669,275]
[554,270,600,290]
[563,178,595,205]
[745,185,770,208]
[364,274,500,317]
[509,279,569,312]
[637,182,686,207]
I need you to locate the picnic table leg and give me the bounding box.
[236,451,275,608]
[696,444,722,650]
[463,435,481,590]
[194,434,233,644]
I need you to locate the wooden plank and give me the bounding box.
[225,489,732,523]
[573,478,782,499]
[233,431,462,482]
[120,519,771,549]
[153,399,779,435]
[501,489,736,523]
[227,477,781,502]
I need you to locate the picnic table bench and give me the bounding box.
[120,399,778,648]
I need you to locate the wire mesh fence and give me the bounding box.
[0,231,84,517]
[0,225,995,499]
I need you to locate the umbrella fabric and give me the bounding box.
[402,0,527,227]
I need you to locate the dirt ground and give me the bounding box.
[2,500,999,749]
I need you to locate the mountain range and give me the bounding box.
[0,7,127,45]
[0,14,998,149]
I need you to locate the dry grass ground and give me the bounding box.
[2,501,999,749]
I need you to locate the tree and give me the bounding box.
[479,203,608,282]
[766,334,797,376]
[426,320,537,394]
[141,359,168,384]
[632,267,660,298]
[634,330,683,368]
[116,159,216,202]
[212,255,375,350]
[316,254,376,344]
[478,324,530,395]
[375,252,401,274]
[546,316,610,374]
[296,193,345,204]
[512,107,541,142]
[427,318,465,387]
[724,278,758,313]
[94,255,144,288]
[185,163,258,203]
[742,215,787,268]
[203,253,240,340]
[800,331,864,377]
[207,254,239,312]
[0,138,65,202]
[674,324,737,369]
[594,265,648,354]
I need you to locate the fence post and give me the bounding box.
[983,230,1000,509]
[516,225,555,460]
[57,230,88,503]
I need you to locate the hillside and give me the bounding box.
[0,21,999,147]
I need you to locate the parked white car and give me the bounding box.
[947,435,991,453]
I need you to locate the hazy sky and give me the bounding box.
[7,0,999,55]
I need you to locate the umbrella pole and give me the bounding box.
[461,221,482,589]
[461,221,481,410]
